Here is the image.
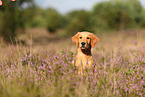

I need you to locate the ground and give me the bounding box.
[18,28,145,52]
[0,28,144,97]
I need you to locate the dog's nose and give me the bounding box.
[81,42,86,46]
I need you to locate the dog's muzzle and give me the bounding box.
[80,42,87,49]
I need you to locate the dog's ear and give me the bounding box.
[90,33,99,48]
[72,32,80,47]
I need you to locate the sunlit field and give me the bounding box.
[0,28,145,97]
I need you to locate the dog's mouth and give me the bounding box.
[81,47,86,49]
[80,45,89,49]
[80,42,90,49]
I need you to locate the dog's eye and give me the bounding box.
[80,37,82,39]
[87,37,90,39]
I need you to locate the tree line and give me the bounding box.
[0,0,145,43]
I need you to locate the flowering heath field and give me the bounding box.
[0,31,144,97]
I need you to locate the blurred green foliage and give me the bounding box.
[0,0,34,43]
[0,0,17,43]
[0,0,145,42]
[65,10,93,36]
[29,7,47,27]
[92,0,145,31]
[30,0,145,35]
[46,8,62,33]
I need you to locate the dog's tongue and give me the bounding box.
[81,47,86,49]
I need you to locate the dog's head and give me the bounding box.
[72,32,99,49]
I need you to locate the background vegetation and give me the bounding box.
[0,0,145,96]
[0,0,145,42]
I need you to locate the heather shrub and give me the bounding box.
[0,43,144,96]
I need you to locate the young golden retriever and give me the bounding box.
[72,32,99,74]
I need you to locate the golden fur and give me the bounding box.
[72,32,99,74]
